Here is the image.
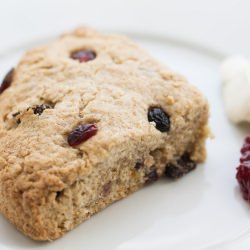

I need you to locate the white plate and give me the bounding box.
[0,33,249,250]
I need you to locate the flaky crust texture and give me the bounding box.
[0,27,209,240]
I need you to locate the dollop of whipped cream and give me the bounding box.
[221,56,250,123]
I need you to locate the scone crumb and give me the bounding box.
[68,26,97,38]
[160,71,175,81]
[164,95,175,105]
[173,81,184,88]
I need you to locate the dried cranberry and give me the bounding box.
[145,167,158,184]
[236,137,250,202]
[240,150,250,163]
[68,123,98,147]
[165,153,196,179]
[0,68,14,94]
[71,50,96,63]
[237,165,250,201]
[148,107,170,132]
[245,136,250,144]
[33,104,52,115]
[241,136,250,154]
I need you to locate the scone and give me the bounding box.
[0,27,209,241]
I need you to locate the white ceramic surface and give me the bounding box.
[0,33,249,250]
[1,0,250,57]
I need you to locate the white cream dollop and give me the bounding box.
[221,56,250,123]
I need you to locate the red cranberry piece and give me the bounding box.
[236,164,250,201]
[236,136,250,203]
[245,136,250,144]
[71,50,96,63]
[0,68,14,94]
[240,151,250,163]
[241,142,250,154]
[148,107,170,132]
[68,123,98,147]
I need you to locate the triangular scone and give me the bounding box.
[0,27,209,240]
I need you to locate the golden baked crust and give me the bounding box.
[0,27,209,240]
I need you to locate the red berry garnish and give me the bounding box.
[236,137,250,202]
[0,68,14,94]
[240,136,250,154]
[245,136,250,144]
[240,150,250,163]
[68,123,98,147]
[71,50,96,63]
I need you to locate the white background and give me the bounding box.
[0,0,250,57]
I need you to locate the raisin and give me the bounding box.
[68,123,98,147]
[148,107,170,132]
[55,190,64,202]
[145,167,158,184]
[71,50,96,63]
[0,68,14,94]
[135,160,143,170]
[33,104,52,115]
[165,153,196,179]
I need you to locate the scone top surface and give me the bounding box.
[0,27,207,186]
